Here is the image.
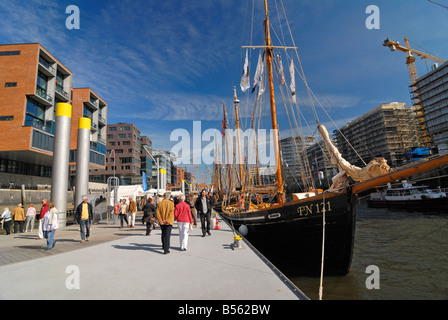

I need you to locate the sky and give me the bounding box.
[1,0,447,181]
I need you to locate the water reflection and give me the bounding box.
[290,199,448,300]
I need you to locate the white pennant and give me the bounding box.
[240,49,250,92]
[289,60,296,103]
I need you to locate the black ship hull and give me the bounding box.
[217,191,357,277]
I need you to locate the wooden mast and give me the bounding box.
[264,0,284,204]
[234,87,244,187]
[222,102,232,192]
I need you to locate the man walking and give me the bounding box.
[75,196,93,243]
[195,189,212,237]
[156,193,175,254]
[12,204,25,233]
[127,196,137,228]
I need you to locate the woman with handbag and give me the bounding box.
[174,195,193,251]
[142,198,156,236]
[42,201,59,250]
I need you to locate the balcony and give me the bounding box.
[55,84,70,101]
[98,114,106,125]
[24,119,55,135]
[29,85,53,107]
[38,57,56,77]
[86,98,99,110]
[97,136,106,145]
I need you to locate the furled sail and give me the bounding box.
[318,124,392,189]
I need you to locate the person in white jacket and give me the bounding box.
[42,202,59,250]
[1,208,11,235]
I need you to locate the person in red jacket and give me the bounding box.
[174,195,193,251]
[36,199,48,240]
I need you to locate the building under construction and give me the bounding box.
[334,102,425,168]
[412,61,448,153]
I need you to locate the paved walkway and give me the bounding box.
[0,213,308,300]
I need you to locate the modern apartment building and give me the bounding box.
[0,43,107,188]
[412,62,448,153]
[91,122,179,190]
[334,102,425,168]
[92,123,143,186]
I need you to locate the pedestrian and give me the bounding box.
[12,203,25,233]
[25,204,36,232]
[142,198,156,236]
[42,201,59,250]
[74,196,93,243]
[119,199,129,228]
[156,192,175,254]
[195,189,212,237]
[174,195,193,251]
[1,208,11,235]
[127,197,137,228]
[188,193,198,227]
[37,199,48,240]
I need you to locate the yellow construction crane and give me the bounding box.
[383,37,446,147]
[383,37,446,85]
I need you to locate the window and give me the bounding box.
[31,130,54,152]
[0,116,13,121]
[118,134,126,139]
[26,98,46,120]
[5,82,17,87]
[37,71,48,91]
[109,127,117,131]
[119,157,133,164]
[56,72,64,88]
[0,51,21,56]
[83,104,93,119]
[124,126,131,131]
[107,134,114,139]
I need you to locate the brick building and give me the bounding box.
[0,43,107,188]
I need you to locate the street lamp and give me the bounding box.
[143,145,159,212]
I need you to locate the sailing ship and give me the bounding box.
[213,0,448,276]
[368,180,448,211]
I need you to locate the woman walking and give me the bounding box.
[174,195,193,251]
[119,199,129,228]
[25,204,36,232]
[42,201,59,250]
[142,198,156,236]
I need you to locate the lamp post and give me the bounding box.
[143,145,159,212]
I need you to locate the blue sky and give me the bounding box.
[1,0,447,180]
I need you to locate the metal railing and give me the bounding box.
[38,57,55,74]
[24,119,55,135]
[55,84,69,99]
[36,86,53,104]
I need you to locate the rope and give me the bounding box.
[318,192,326,300]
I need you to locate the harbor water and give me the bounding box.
[290,198,448,300]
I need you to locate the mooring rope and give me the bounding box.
[318,192,326,300]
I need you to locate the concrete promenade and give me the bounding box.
[0,212,308,300]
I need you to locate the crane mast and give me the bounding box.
[383,37,446,147]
